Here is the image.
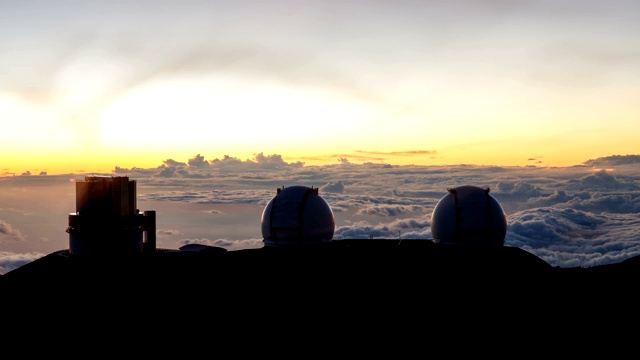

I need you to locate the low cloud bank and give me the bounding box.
[2,154,639,273]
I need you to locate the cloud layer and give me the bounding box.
[3,153,639,274]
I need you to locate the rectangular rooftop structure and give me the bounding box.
[75,175,136,217]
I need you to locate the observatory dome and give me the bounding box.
[430,185,507,246]
[261,185,335,246]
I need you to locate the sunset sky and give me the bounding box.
[1,0,639,175]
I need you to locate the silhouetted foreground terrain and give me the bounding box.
[5,179,637,350]
[3,239,639,348]
[3,239,639,302]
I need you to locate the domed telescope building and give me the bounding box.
[261,185,335,247]
[430,185,507,246]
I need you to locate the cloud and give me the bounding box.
[334,217,431,240]
[583,155,640,167]
[507,208,640,267]
[157,229,183,237]
[565,192,640,214]
[188,154,209,168]
[157,166,178,178]
[0,251,45,275]
[574,170,638,190]
[141,189,272,205]
[527,41,640,87]
[496,181,543,199]
[164,159,188,167]
[320,180,345,194]
[0,219,26,243]
[355,204,424,217]
[2,151,640,273]
[129,153,307,179]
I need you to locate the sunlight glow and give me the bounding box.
[99,75,376,151]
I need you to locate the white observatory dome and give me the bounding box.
[430,185,507,246]
[261,185,335,246]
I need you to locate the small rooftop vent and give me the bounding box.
[261,185,335,246]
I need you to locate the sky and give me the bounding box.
[1,153,640,274]
[1,0,639,176]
